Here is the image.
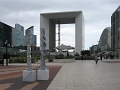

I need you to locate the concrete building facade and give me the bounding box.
[40,11,85,54]
[90,45,98,55]
[111,6,120,58]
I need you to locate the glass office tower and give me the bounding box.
[24,26,37,46]
[15,24,24,46]
[111,6,120,58]
[0,21,12,47]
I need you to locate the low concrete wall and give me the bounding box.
[53,59,75,63]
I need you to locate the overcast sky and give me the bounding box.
[0,0,120,50]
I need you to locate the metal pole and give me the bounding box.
[58,21,60,46]
[5,40,8,66]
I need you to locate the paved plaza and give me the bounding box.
[47,59,120,90]
[0,59,120,90]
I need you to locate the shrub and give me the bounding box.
[9,56,40,63]
[31,57,36,63]
[64,55,74,59]
[68,55,74,59]
[55,54,64,59]
[48,56,54,62]
[64,56,69,59]
[55,54,74,59]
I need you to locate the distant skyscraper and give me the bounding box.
[25,26,34,35]
[12,27,17,47]
[24,26,37,46]
[15,24,24,46]
[33,35,37,46]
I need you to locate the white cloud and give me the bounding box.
[0,0,120,49]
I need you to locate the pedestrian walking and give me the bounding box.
[100,54,102,60]
[116,55,118,59]
[81,55,84,61]
[94,54,99,64]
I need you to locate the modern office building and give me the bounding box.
[90,45,98,55]
[40,11,85,54]
[25,26,34,35]
[0,21,12,47]
[12,27,17,47]
[0,46,19,56]
[0,22,24,47]
[32,35,37,46]
[31,46,40,56]
[111,6,120,58]
[0,22,38,56]
[15,24,24,46]
[98,27,111,54]
[24,26,37,46]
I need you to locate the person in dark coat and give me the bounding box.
[81,55,84,61]
[100,54,102,60]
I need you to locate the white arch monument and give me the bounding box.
[40,11,85,54]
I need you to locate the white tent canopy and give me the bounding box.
[54,44,75,50]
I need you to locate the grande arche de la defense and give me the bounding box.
[40,11,85,54]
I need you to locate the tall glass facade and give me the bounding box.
[98,27,111,53]
[12,27,17,47]
[0,22,12,47]
[24,26,36,46]
[15,24,24,46]
[25,26,34,35]
[33,35,37,46]
[111,6,120,58]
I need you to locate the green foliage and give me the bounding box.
[55,54,74,59]
[55,54,64,59]
[81,50,90,56]
[9,57,27,63]
[74,53,79,56]
[69,55,74,59]
[9,56,39,63]
[31,57,36,63]
[48,56,54,62]
[64,55,74,59]
[64,56,69,59]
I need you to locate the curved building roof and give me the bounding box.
[98,27,111,51]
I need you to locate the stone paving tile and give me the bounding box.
[20,82,39,90]
[47,59,120,90]
[1,59,120,90]
[46,88,57,90]
[0,65,62,90]
[0,83,14,90]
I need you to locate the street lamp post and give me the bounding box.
[5,40,8,66]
